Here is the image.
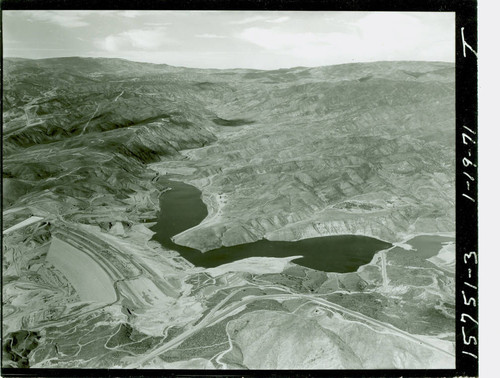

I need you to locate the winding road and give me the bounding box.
[126,283,453,368]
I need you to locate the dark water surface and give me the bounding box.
[152,179,208,237]
[152,179,392,273]
[385,235,455,269]
[407,235,455,258]
[212,117,255,127]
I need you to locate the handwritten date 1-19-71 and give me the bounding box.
[461,125,476,203]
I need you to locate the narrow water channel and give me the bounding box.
[151,178,394,273]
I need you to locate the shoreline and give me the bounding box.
[148,158,455,253]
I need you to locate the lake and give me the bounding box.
[152,179,392,273]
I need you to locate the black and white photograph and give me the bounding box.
[1,2,478,376]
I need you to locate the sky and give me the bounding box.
[2,11,455,69]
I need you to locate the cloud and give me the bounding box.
[265,16,290,23]
[121,11,144,18]
[353,13,423,45]
[351,12,454,61]
[238,27,358,66]
[27,11,90,28]
[144,22,172,26]
[230,15,290,25]
[96,28,175,52]
[195,33,227,39]
[230,15,267,25]
[238,12,454,64]
[239,27,353,51]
